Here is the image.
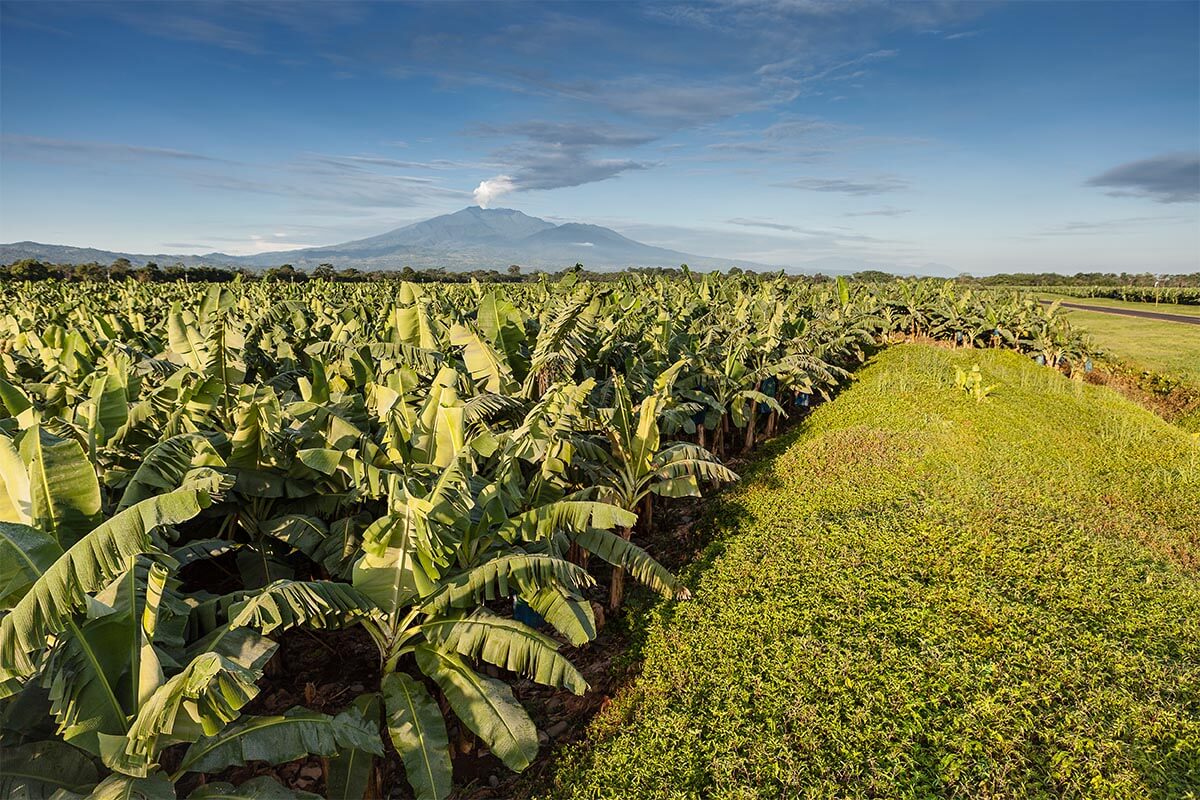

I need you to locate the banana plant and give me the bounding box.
[584,360,738,609]
[340,458,633,800]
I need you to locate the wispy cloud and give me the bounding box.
[100,2,367,58]
[845,207,912,217]
[312,155,476,173]
[610,216,916,265]
[774,176,910,195]
[111,10,266,55]
[470,121,657,148]
[3,134,469,211]
[704,116,843,157]
[161,242,213,251]
[546,78,771,126]
[727,217,807,233]
[214,233,314,254]
[472,153,652,206]
[725,217,887,244]
[1031,215,1191,236]
[701,118,930,164]
[468,119,657,205]
[757,48,898,90]
[2,135,231,163]
[1086,153,1200,203]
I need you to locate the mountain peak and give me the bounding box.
[462,205,521,215]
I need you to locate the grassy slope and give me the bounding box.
[1061,308,1200,383]
[550,344,1200,799]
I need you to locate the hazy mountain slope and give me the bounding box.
[0,241,233,268]
[1,207,937,274]
[229,208,740,270]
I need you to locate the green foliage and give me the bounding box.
[0,277,1086,798]
[382,673,452,800]
[173,707,382,778]
[0,739,99,798]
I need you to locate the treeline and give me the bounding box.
[0,258,710,284]
[0,259,822,285]
[955,271,1200,287]
[0,258,536,284]
[2,257,1197,286]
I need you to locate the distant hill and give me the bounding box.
[216,207,776,272]
[0,206,950,275]
[0,241,235,269]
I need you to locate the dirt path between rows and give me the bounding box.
[1041,299,1200,325]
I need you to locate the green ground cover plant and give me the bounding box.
[550,344,1200,800]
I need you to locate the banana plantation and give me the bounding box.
[0,275,1088,799]
[1035,285,1200,305]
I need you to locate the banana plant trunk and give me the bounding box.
[567,541,589,570]
[607,525,633,611]
[742,379,762,454]
[609,495,652,611]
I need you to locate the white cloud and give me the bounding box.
[473,175,516,207]
[222,234,313,256]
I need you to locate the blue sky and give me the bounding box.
[1,0,1197,273]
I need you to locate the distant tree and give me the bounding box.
[133,261,161,283]
[852,269,895,282]
[3,258,50,281]
[507,264,522,277]
[72,262,107,281]
[313,263,336,280]
[264,263,303,282]
[109,258,133,280]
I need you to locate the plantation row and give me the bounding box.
[0,275,1086,799]
[1034,284,1200,305]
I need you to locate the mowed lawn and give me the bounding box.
[550,344,1200,800]
[1061,307,1200,383]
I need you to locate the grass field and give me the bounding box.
[550,344,1200,799]
[1040,293,1200,318]
[1059,308,1200,383]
